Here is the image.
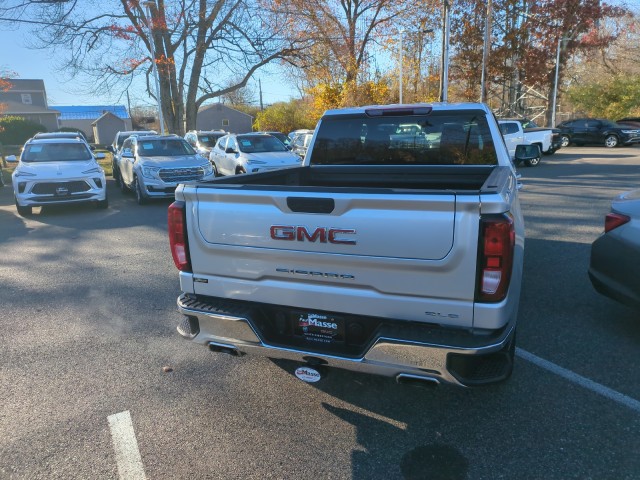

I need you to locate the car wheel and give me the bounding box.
[560,135,570,147]
[134,176,147,205]
[236,167,246,175]
[211,161,219,177]
[15,199,32,217]
[116,169,128,193]
[604,135,619,148]
[525,157,541,167]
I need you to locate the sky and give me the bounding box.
[0,25,298,109]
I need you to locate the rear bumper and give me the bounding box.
[176,294,517,387]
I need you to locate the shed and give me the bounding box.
[54,105,132,142]
[196,103,253,133]
[92,111,128,145]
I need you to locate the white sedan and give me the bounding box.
[209,133,302,176]
[8,137,108,216]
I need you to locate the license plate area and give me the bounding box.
[293,311,345,345]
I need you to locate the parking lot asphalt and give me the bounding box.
[1,147,639,479]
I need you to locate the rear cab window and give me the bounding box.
[310,109,498,166]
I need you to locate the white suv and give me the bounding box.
[209,133,302,175]
[8,137,108,216]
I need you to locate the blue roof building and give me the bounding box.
[54,105,130,120]
[52,105,132,142]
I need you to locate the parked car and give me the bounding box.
[508,118,563,155]
[109,130,157,185]
[555,118,640,148]
[589,188,640,308]
[33,131,89,143]
[290,131,314,159]
[107,130,157,155]
[184,130,226,156]
[288,128,314,140]
[616,117,640,129]
[209,133,302,176]
[7,137,108,216]
[116,134,215,204]
[498,119,551,165]
[255,131,292,149]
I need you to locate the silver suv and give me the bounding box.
[184,130,226,156]
[116,134,215,204]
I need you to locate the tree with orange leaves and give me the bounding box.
[266,0,439,108]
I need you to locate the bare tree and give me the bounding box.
[0,0,307,134]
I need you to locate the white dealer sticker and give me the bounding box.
[295,366,321,383]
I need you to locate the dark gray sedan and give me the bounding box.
[589,188,640,308]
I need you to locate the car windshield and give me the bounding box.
[269,132,291,146]
[22,143,92,162]
[197,134,223,148]
[237,135,288,153]
[311,110,498,166]
[138,139,196,157]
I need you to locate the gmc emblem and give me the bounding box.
[270,225,356,245]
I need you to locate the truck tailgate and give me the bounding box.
[186,187,481,328]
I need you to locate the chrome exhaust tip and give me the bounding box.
[208,341,243,357]
[396,373,440,388]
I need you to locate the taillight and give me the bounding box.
[604,213,630,233]
[476,215,515,303]
[168,201,191,272]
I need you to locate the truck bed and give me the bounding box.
[193,164,508,193]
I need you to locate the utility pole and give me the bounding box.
[259,78,264,111]
[551,36,563,128]
[439,0,451,102]
[480,0,493,103]
[399,28,404,104]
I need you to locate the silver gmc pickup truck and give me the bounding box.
[169,103,535,387]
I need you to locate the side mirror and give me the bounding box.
[95,152,106,160]
[5,155,18,163]
[514,144,540,162]
[106,145,115,153]
[225,147,237,154]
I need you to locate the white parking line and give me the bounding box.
[517,348,640,414]
[107,410,147,480]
